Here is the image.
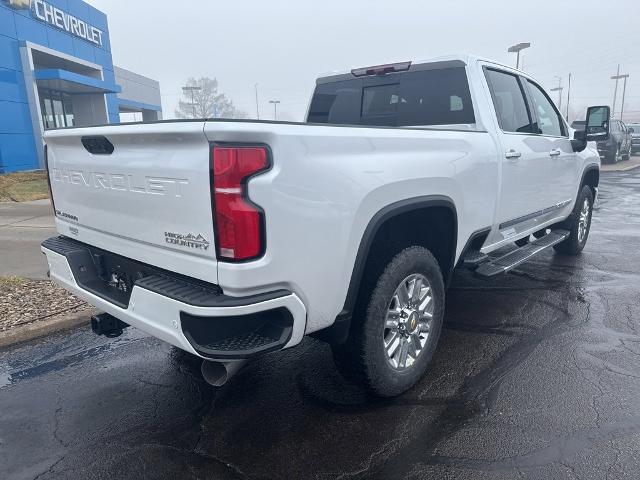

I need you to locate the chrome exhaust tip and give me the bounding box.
[201,360,247,387]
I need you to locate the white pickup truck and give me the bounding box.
[41,55,611,396]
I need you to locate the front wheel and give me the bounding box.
[553,186,594,255]
[609,144,619,164]
[332,246,445,397]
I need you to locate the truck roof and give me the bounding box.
[316,54,519,84]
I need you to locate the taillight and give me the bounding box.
[211,145,270,261]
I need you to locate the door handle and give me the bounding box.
[505,149,521,160]
[549,148,562,157]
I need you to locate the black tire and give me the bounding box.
[514,236,530,247]
[609,144,619,164]
[332,246,445,397]
[553,186,594,255]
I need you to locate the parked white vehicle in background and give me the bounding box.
[41,55,609,396]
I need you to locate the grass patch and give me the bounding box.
[0,171,49,202]
[0,276,27,287]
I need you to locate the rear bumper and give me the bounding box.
[41,237,306,359]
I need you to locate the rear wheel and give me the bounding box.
[332,246,444,397]
[553,186,594,255]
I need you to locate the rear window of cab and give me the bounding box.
[308,67,475,127]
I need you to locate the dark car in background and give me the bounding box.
[629,123,640,155]
[598,119,632,163]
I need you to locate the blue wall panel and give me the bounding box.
[72,36,95,63]
[66,0,90,23]
[107,93,119,123]
[99,31,110,52]
[87,5,108,31]
[0,34,22,71]
[14,15,48,47]
[46,27,74,53]
[94,47,113,70]
[0,67,27,103]
[0,133,38,173]
[3,2,32,19]
[0,6,17,39]
[0,100,32,134]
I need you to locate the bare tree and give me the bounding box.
[175,77,246,119]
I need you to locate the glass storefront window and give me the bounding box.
[38,89,75,129]
[40,93,55,130]
[62,94,75,128]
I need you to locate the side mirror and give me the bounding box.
[629,127,635,134]
[571,129,587,152]
[585,105,610,142]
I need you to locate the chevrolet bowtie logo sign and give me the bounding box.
[3,0,105,46]
[4,0,31,8]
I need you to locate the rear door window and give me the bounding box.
[308,67,475,127]
[484,68,535,134]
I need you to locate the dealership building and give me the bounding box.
[0,0,162,173]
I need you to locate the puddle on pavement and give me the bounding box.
[0,370,11,388]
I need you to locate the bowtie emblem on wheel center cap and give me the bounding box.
[408,311,418,332]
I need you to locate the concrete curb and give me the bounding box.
[601,157,640,172]
[0,308,95,349]
[601,164,640,173]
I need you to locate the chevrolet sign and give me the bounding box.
[4,0,105,47]
[3,0,30,8]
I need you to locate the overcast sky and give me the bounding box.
[85,0,640,123]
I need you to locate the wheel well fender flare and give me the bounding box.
[313,195,457,345]
[579,165,600,195]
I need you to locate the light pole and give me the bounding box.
[255,84,260,120]
[611,67,629,120]
[508,42,530,69]
[619,75,629,121]
[566,73,571,120]
[182,85,202,118]
[551,76,563,111]
[269,100,281,120]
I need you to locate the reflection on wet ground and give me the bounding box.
[1,169,640,479]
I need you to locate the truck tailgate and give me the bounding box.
[44,121,218,283]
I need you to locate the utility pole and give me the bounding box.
[269,100,281,120]
[182,85,202,118]
[611,64,621,117]
[620,75,629,121]
[611,68,629,120]
[551,76,563,111]
[255,83,260,120]
[507,42,530,69]
[566,73,571,121]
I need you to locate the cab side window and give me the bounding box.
[525,80,566,137]
[484,69,535,134]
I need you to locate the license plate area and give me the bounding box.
[43,236,222,309]
[65,247,159,308]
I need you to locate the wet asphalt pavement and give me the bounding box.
[2,169,640,480]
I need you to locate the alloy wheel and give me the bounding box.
[383,274,435,370]
[577,198,591,244]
